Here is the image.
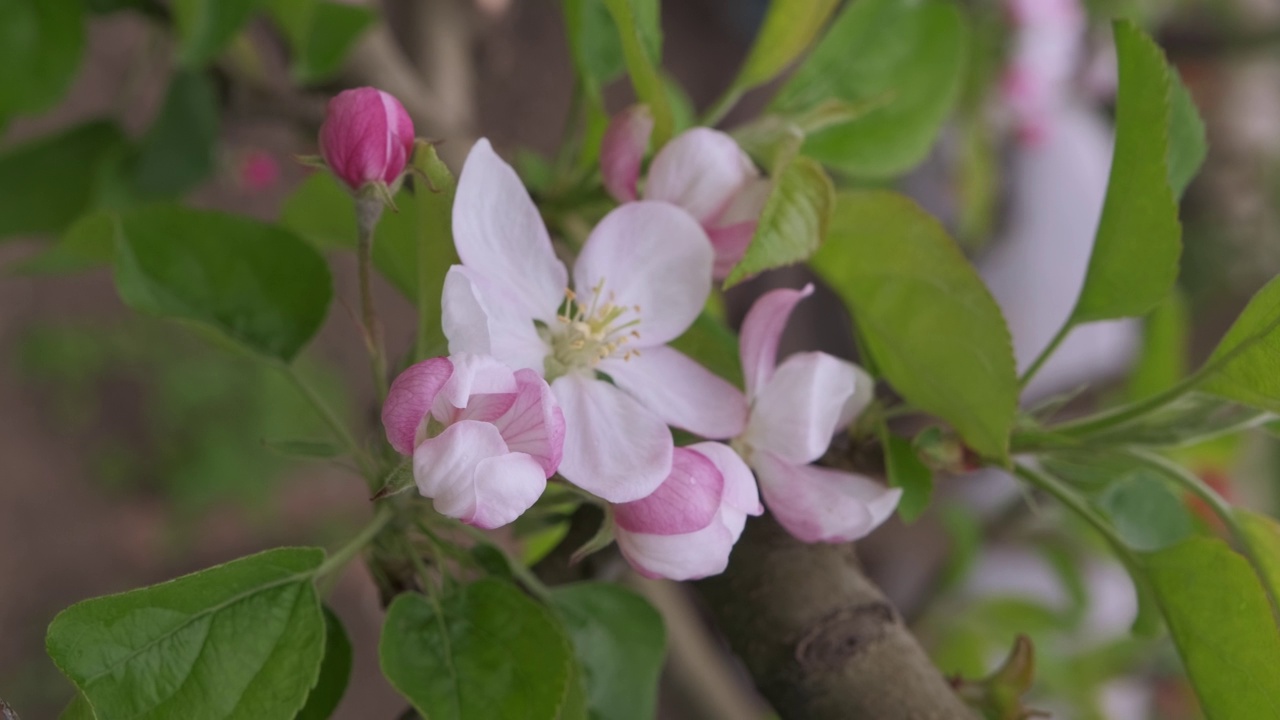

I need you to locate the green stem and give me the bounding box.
[1018,322,1073,390]
[356,196,389,402]
[315,505,393,579]
[1049,368,1209,438]
[701,85,744,128]
[448,519,553,602]
[1013,463,1132,557]
[280,363,373,480]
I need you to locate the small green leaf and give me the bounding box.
[550,583,665,720]
[263,438,342,459]
[1167,70,1207,199]
[770,0,968,178]
[380,580,579,720]
[171,0,260,67]
[46,547,327,720]
[813,191,1017,461]
[668,312,743,388]
[1095,472,1193,552]
[602,0,671,146]
[731,0,839,93]
[111,205,332,362]
[1142,538,1280,719]
[296,606,352,720]
[0,122,128,240]
[0,0,84,117]
[1200,275,1280,415]
[1127,291,1189,402]
[130,70,219,199]
[723,155,833,288]
[883,431,933,522]
[1070,21,1182,324]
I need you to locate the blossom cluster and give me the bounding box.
[324,91,901,580]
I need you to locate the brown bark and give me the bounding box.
[697,515,978,720]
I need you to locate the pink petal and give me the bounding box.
[600,105,653,203]
[573,202,712,346]
[319,87,413,191]
[644,128,756,224]
[739,284,814,399]
[706,221,756,281]
[489,368,565,477]
[600,345,747,439]
[615,516,736,581]
[412,420,508,521]
[432,352,518,422]
[382,357,454,455]
[745,351,857,465]
[453,139,568,323]
[687,441,762,516]
[378,89,416,184]
[442,266,551,372]
[614,446,723,536]
[752,451,902,544]
[551,373,673,503]
[468,452,548,529]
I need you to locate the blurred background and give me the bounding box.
[3,0,1280,717]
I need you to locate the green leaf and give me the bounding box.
[723,155,833,288]
[1095,472,1193,552]
[731,0,840,93]
[10,211,116,275]
[1200,275,1280,415]
[410,141,460,358]
[1237,510,1280,612]
[296,606,352,720]
[602,0,671,146]
[1127,291,1189,402]
[172,0,260,67]
[46,547,327,720]
[0,122,128,239]
[267,0,376,83]
[1070,21,1182,324]
[770,0,968,178]
[1142,538,1280,719]
[883,431,933,522]
[1083,393,1268,448]
[668,312,743,388]
[1167,70,1207,198]
[380,580,579,720]
[279,172,354,250]
[0,0,84,117]
[112,205,332,362]
[813,191,1017,461]
[550,583,665,720]
[130,70,219,199]
[60,693,96,720]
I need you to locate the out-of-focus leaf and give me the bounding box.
[1238,510,1280,611]
[1200,275,1280,415]
[0,122,128,239]
[172,0,260,67]
[112,205,332,362]
[131,70,219,198]
[723,155,832,288]
[669,312,743,388]
[410,141,459,357]
[813,191,1017,461]
[770,0,968,178]
[1085,393,1269,448]
[296,606,353,720]
[264,437,342,459]
[1095,472,1193,552]
[883,430,933,522]
[602,0,671,146]
[1168,70,1207,198]
[10,211,116,275]
[46,548,326,720]
[267,0,376,83]
[730,0,839,94]
[0,0,84,117]
[550,583,665,720]
[1127,291,1188,402]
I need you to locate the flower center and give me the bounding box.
[543,281,641,380]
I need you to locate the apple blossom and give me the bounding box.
[613,442,762,581]
[442,139,747,503]
[601,109,770,279]
[381,353,564,529]
[318,87,415,193]
[732,284,901,543]
[1001,0,1086,145]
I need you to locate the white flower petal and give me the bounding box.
[687,441,762,516]
[615,516,735,581]
[442,265,550,372]
[745,351,857,465]
[412,420,508,522]
[469,452,547,529]
[600,345,747,440]
[753,451,902,544]
[644,128,756,223]
[738,284,814,399]
[490,369,565,477]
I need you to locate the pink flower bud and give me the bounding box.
[319,87,415,192]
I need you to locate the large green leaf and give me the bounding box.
[813,191,1017,461]
[295,606,352,720]
[46,548,327,720]
[1200,275,1280,415]
[730,0,839,94]
[130,70,219,199]
[1070,21,1182,324]
[380,580,579,720]
[1127,291,1189,402]
[550,583,665,720]
[0,122,128,239]
[724,155,833,288]
[172,0,260,67]
[112,205,332,362]
[60,693,96,720]
[1143,538,1280,719]
[769,0,967,178]
[0,0,84,117]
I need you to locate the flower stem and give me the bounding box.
[280,363,374,481]
[1012,463,1132,558]
[315,504,394,580]
[356,195,389,403]
[701,86,744,128]
[1018,321,1073,390]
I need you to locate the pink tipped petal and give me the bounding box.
[382,357,454,455]
[600,105,654,202]
[837,363,876,430]
[706,222,756,280]
[614,447,723,536]
[746,351,857,465]
[551,373,673,503]
[319,87,413,191]
[412,420,510,522]
[600,345,747,439]
[644,128,756,223]
[468,452,548,529]
[453,139,568,322]
[739,284,815,399]
[753,451,902,544]
[615,518,736,581]
[573,202,713,346]
[379,90,416,183]
[433,352,518,419]
[687,441,762,516]
[442,266,550,372]
[490,369,565,477]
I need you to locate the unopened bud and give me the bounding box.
[318,87,415,195]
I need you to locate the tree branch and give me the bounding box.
[696,514,978,720]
